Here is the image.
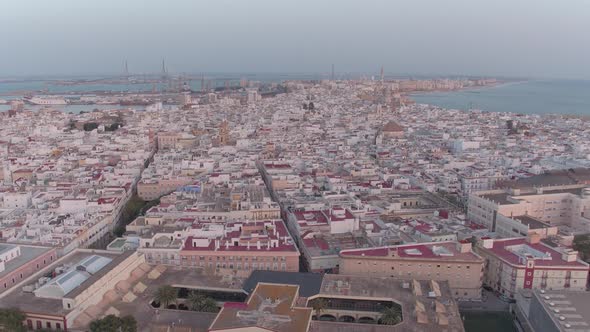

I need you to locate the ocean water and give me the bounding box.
[411,80,590,116]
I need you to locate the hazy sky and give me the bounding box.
[1,0,589,79]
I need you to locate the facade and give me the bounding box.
[339,241,484,300]
[179,220,300,275]
[135,219,300,275]
[157,132,180,150]
[476,235,589,298]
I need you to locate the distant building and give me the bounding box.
[381,121,404,138]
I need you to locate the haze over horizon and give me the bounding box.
[1,0,589,80]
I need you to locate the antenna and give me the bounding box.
[161,58,167,79]
[331,64,335,81]
[124,60,129,78]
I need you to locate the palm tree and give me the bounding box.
[309,298,328,319]
[154,285,178,308]
[199,297,219,313]
[379,306,402,325]
[186,291,219,312]
[187,291,206,311]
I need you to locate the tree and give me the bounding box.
[0,308,26,332]
[120,315,137,332]
[83,122,99,131]
[154,285,178,308]
[89,315,137,332]
[309,298,328,319]
[187,291,206,311]
[199,297,219,313]
[186,291,219,312]
[379,306,402,325]
[573,234,590,262]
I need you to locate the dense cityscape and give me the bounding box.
[0,74,589,332]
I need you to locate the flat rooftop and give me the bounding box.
[0,244,53,279]
[340,241,483,263]
[513,215,551,230]
[533,289,590,331]
[0,250,128,315]
[483,238,588,268]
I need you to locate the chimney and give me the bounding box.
[562,249,579,262]
[527,233,541,245]
[481,238,494,249]
[456,240,472,253]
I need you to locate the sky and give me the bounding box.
[1,0,589,79]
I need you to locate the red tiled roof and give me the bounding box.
[485,238,588,268]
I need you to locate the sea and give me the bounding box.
[411,80,590,116]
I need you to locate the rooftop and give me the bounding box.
[533,289,590,332]
[0,245,54,279]
[210,283,312,332]
[483,238,588,268]
[340,241,483,263]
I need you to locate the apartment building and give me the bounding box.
[468,185,590,234]
[476,235,589,298]
[179,220,300,274]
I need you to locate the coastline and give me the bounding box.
[406,79,590,117]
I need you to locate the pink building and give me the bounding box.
[179,220,300,274]
[0,244,57,294]
[476,235,589,298]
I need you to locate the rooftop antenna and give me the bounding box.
[331,64,335,81]
[161,58,167,80]
[124,60,129,79]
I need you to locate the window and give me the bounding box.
[47,322,51,328]
[56,323,61,330]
